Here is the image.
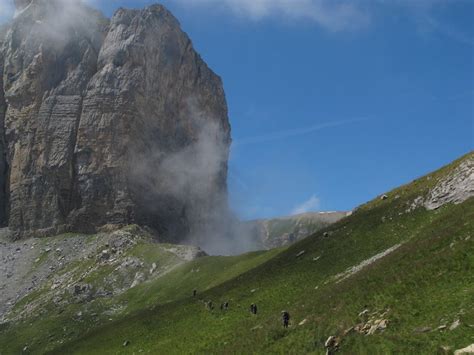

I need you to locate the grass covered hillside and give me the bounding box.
[0,229,281,354]
[0,153,473,354]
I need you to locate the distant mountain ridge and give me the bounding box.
[247,211,351,249]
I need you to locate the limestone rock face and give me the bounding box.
[0,1,231,241]
[424,155,474,210]
[0,42,6,226]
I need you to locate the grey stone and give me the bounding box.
[0,2,230,242]
[424,157,474,210]
[296,250,306,258]
[449,319,461,331]
[454,344,474,354]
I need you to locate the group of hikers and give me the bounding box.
[193,290,291,328]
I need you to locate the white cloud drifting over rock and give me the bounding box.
[176,0,370,31]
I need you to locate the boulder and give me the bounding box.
[149,263,157,274]
[455,344,474,355]
[449,319,461,330]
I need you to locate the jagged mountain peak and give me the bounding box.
[0,2,231,241]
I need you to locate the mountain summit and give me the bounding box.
[0,1,231,241]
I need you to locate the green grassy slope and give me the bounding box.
[1,153,472,354]
[53,153,474,354]
[0,235,282,354]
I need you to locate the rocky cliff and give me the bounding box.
[0,28,7,227]
[0,0,231,240]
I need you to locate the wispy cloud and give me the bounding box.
[233,117,369,146]
[174,0,370,32]
[423,16,474,47]
[291,195,320,215]
[384,0,474,47]
[2,0,470,42]
[174,0,473,42]
[0,0,103,23]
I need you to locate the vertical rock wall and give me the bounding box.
[1,0,107,236]
[0,1,231,240]
[0,44,7,227]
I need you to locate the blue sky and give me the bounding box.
[1,0,473,220]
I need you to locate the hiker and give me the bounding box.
[282,311,290,328]
[250,303,258,315]
[193,289,197,297]
[224,301,229,310]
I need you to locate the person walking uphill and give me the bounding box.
[250,303,258,315]
[282,311,290,328]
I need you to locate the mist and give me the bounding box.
[6,0,262,256]
[128,102,262,256]
[8,0,104,51]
